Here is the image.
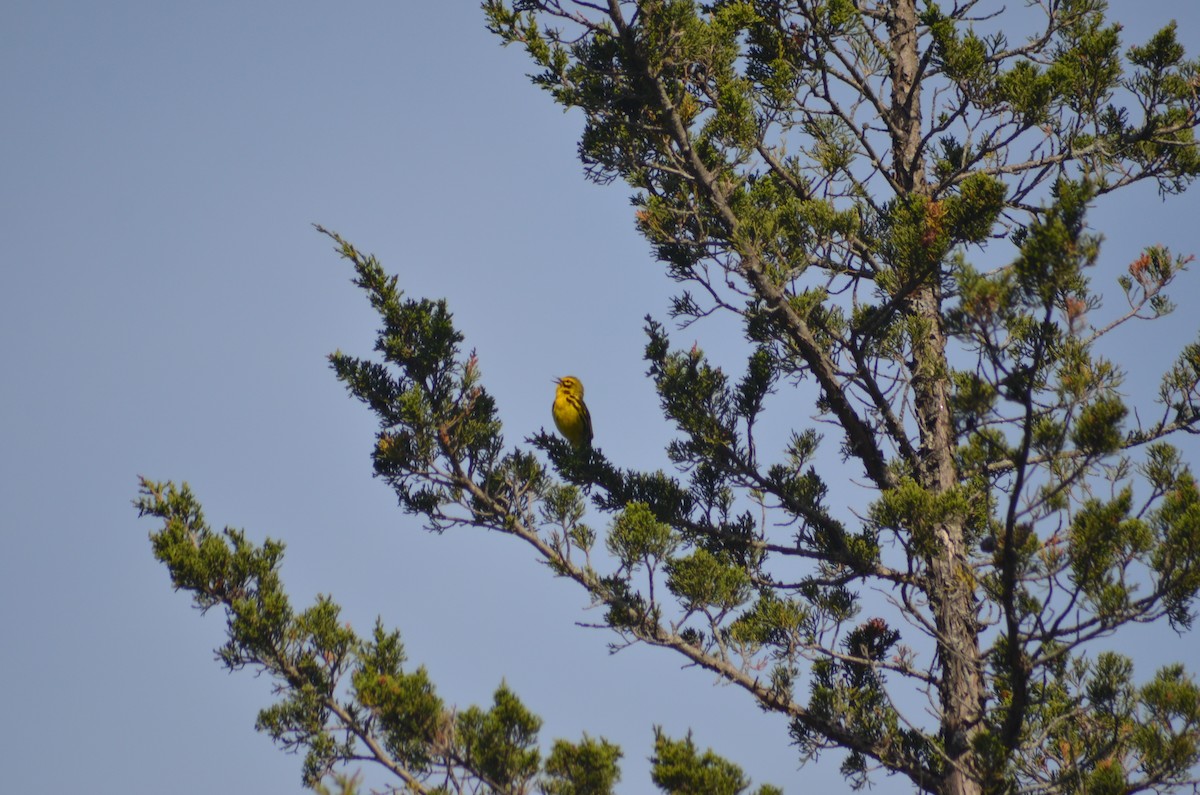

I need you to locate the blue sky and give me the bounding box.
[3,2,1200,793]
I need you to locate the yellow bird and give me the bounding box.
[552,376,593,449]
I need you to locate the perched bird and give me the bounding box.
[552,376,593,449]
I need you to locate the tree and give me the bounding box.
[138,1,1200,793]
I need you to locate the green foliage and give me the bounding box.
[312,772,362,795]
[542,736,623,795]
[944,173,1006,244]
[1068,489,1148,617]
[649,728,777,795]
[138,477,356,785]
[607,501,679,572]
[1012,179,1098,305]
[352,623,444,771]
[989,652,1200,794]
[1069,394,1127,454]
[456,685,543,790]
[1047,11,1123,117]
[1137,665,1200,780]
[137,477,637,792]
[728,592,809,648]
[1148,465,1200,630]
[149,2,1200,793]
[665,547,753,613]
[320,227,508,528]
[870,477,972,556]
[926,10,988,86]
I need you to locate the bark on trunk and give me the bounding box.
[888,1,986,793]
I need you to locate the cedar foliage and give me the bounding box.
[140,2,1200,793]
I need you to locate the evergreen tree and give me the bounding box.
[139,2,1200,793]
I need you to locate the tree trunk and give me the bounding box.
[888,1,986,793]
